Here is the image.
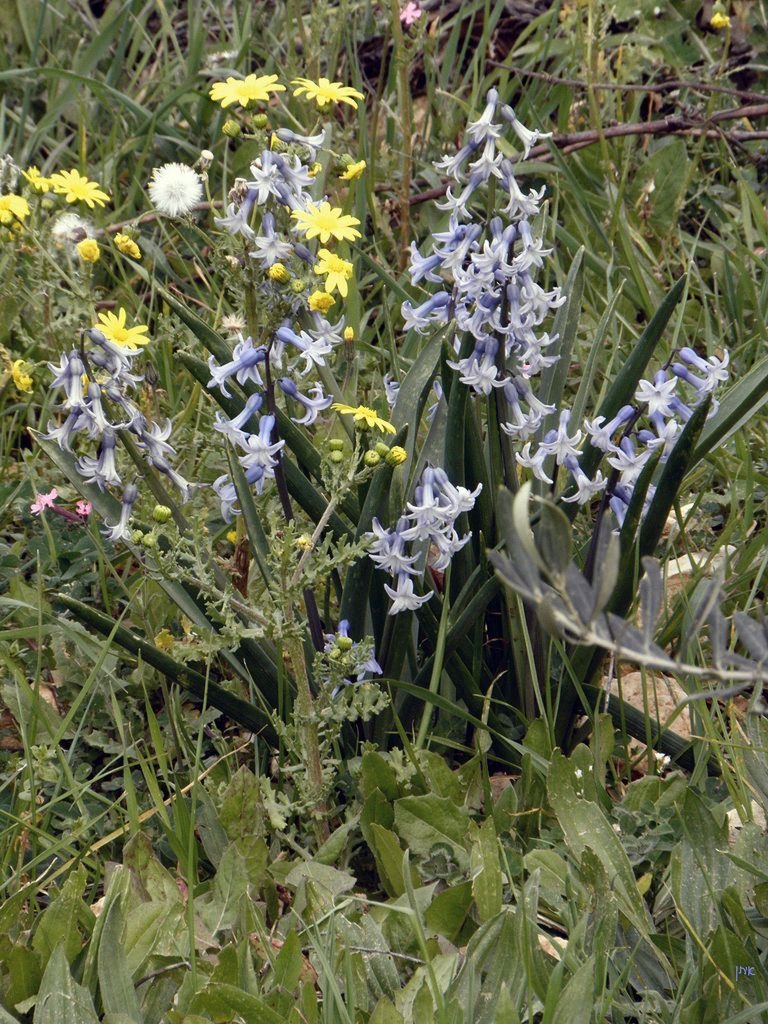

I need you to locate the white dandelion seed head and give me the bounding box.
[220,313,246,336]
[147,163,203,217]
[51,211,94,248]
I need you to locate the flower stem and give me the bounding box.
[389,0,413,270]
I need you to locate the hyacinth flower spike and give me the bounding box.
[213,392,265,442]
[278,377,332,426]
[207,336,267,396]
[102,483,138,542]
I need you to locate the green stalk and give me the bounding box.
[415,566,451,750]
[389,0,413,270]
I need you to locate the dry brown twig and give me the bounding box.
[409,101,768,205]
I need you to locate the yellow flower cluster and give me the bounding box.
[208,72,363,112]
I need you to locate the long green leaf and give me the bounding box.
[97,872,142,1024]
[538,246,584,414]
[55,594,276,740]
[392,330,445,466]
[32,944,99,1024]
[339,427,407,638]
[692,354,768,466]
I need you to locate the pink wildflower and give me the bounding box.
[30,488,58,515]
[76,500,92,518]
[400,1,422,26]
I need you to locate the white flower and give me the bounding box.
[148,163,203,217]
[51,211,93,248]
[384,574,433,614]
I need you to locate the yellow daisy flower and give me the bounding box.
[314,248,354,297]
[12,359,33,393]
[340,160,366,181]
[331,403,396,434]
[0,194,30,224]
[114,233,141,259]
[291,201,361,244]
[95,307,151,349]
[50,169,110,208]
[309,290,336,313]
[292,77,364,110]
[77,238,100,263]
[23,167,53,192]
[209,73,285,109]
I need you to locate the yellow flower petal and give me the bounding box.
[291,77,364,110]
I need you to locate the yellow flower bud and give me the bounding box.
[386,445,407,467]
[343,326,355,342]
[268,262,291,283]
[340,159,366,182]
[11,359,33,393]
[114,232,141,259]
[222,119,242,138]
[76,238,100,263]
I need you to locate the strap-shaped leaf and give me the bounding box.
[692,353,768,466]
[391,329,445,466]
[226,444,272,588]
[538,246,584,416]
[338,427,408,638]
[55,593,276,739]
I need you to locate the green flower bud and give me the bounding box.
[152,504,172,523]
[142,533,157,548]
[336,636,354,652]
[290,278,306,294]
[328,439,345,452]
[329,450,344,464]
[253,113,269,129]
[131,530,145,543]
[363,450,381,468]
[222,119,241,138]
[374,442,390,458]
